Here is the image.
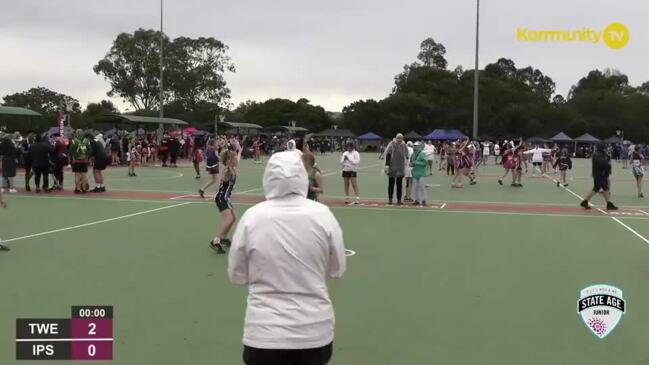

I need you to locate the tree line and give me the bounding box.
[2,30,648,142]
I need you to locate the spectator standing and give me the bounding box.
[228,151,345,365]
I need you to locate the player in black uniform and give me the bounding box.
[209,140,242,254]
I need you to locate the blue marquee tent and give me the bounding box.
[357,132,383,141]
[423,129,466,140]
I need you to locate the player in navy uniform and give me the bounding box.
[209,140,242,254]
[553,148,572,188]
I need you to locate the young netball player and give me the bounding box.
[192,144,204,179]
[511,144,526,187]
[340,142,360,204]
[199,139,220,198]
[452,138,476,188]
[439,142,446,171]
[0,186,6,208]
[553,148,572,187]
[253,137,262,164]
[303,153,324,201]
[631,145,645,198]
[127,143,139,177]
[498,144,513,185]
[209,142,242,254]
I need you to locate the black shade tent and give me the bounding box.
[310,128,356,138]
[574,133,600,144]
[404,131,422,140]
[219,122,263,136]
[603,135,623,144]
[0,106,42,117]
[0,106,43,132]
[94,114,188,134]
[550,132,573,143]
[263,125,310,138]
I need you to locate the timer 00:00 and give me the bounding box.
[78,309,106,318]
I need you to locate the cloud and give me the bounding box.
[1,0,646,113]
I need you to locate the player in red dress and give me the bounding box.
[253,137,263,164]
[498,142,514,185]
[452,138,477,188]
[510,144,526,187]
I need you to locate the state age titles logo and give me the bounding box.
[577,285,625,339]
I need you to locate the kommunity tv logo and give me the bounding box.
[517,22,630,49]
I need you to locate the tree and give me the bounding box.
[417,38,447,69]
[94,29,235,112]
[229,98,331,132]
[165,36,235,110]
[2,87,78,115]
[93,29,167,111]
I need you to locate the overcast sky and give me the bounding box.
[1,0,646,112]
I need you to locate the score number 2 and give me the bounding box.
[87,323,97,357]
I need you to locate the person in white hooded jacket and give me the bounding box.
[228,151,346,365]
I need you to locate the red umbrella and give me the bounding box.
[183,127,198,135]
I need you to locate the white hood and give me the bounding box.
[263,151,308,200]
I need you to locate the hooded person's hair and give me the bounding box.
[263,151,308,200]
[287,139,296,151]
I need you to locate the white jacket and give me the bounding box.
[523,148,552,163]
[340,150,360,172]
[228,151,346,349]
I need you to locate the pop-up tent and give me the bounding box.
[550,132,573,143]
[404,131,421,140]
[357,132,383,141]
[423,129,466,140]
[574,133,600,144]
[357,132,383,151]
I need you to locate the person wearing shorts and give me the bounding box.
[209,144,241,254]
[340,142,360,204]
[631,145,644,198]
[90,134,108,193]
[404,141,414,201]
[69,129,92,194]
[580,144,618,210]
[199,139,220,198]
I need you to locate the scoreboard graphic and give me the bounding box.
[16,306,113,360]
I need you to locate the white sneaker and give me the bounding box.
[9,189,17,193]
[0,188,4,193]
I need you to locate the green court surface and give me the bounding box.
[1,153,648,364]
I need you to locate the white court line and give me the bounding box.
[543,173,649,246]
[637,209,649,216]
[3,202,192,243]
[11,195,173,205]
[345,249,356,257]
[440,203,447,209]
[10,191,649,221]
[597,208,608,215]
[611,217,649,245]
[237,187,263,194]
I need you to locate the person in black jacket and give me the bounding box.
[21,135,34,191]
[169,136,181,167]
[29,134,54,192]
[90,134,109,192]
[580,143,618,210]
[0,133,19,193]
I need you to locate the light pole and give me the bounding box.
[159,0,164,120]
[472,0,480,140]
